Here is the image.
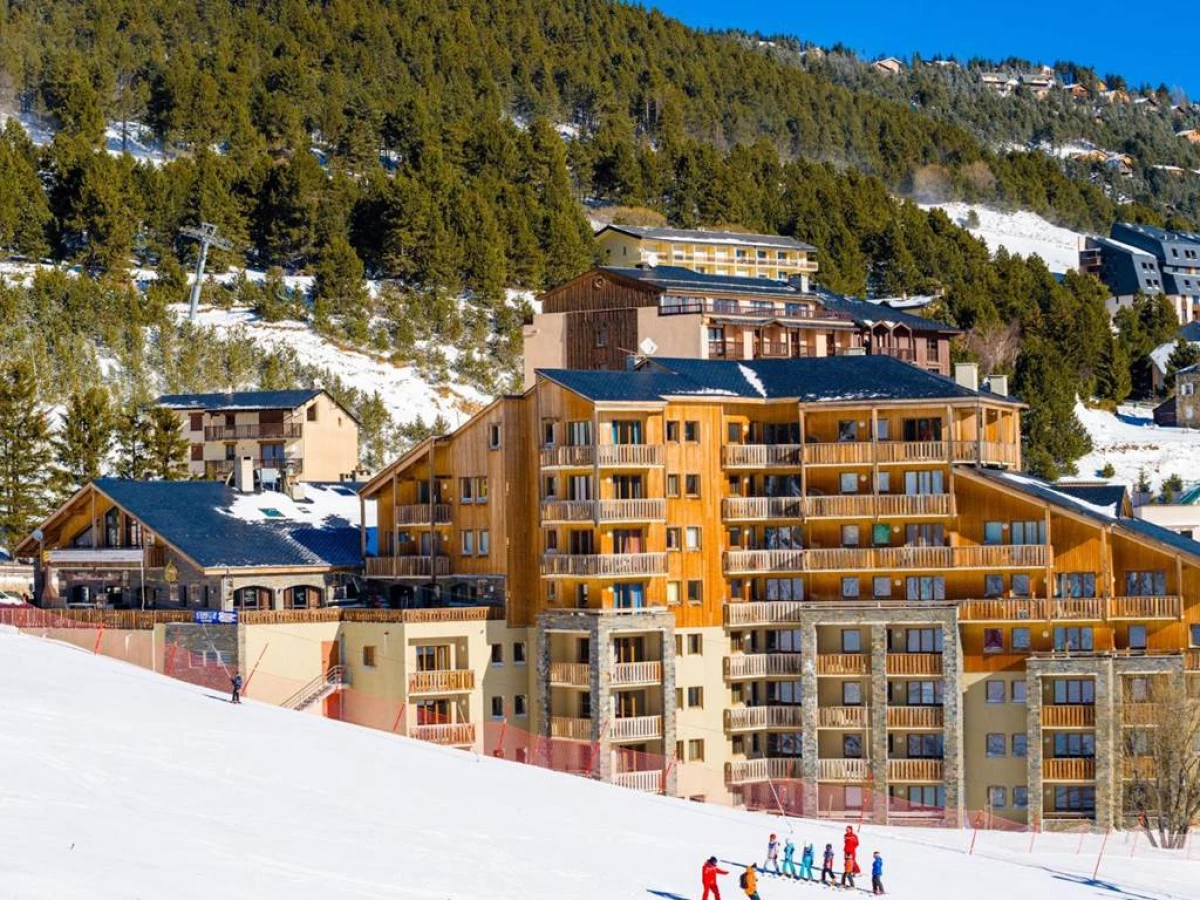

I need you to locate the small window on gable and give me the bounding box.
[489,423,501,449]
[307,405,318,422]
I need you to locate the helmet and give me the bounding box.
[708,856,717,865]
[770,833,776,840]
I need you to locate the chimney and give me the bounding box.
[234,456,255,493]
[954,362,980,392]
[287,480,307,502]
[986,374,1009,397]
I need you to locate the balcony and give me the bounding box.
[725,757,803,785]
[886,706,944,730]
[411,723,476,747]
[888,759,944,783]
[1042,705,1096,728]
[722,497,804,520]
[550,717,593,740]
[958,598,1047,621]
[538,444,664,469]
[953,545,1049,568]
[725,654,806,679]
[1051,597,1105,621]
[407,669,475,695]
[817,758,870,781]
[45,546,166,568]
[724,601,806,627]
[1043,758,1096,781]
[1122,757,1156,781]
[1189,650,1200,671]
[1107,595,1181,620]
[204,456,303,478]
[365,556,450,578]
[874,494,955,517]
[803,495,878,519]
[722,444,804,468]
[723,549,806,575]
[394,504,452,526]
[203,422,303,441]
[660,296,847,320]
[549,662,590,687]
[818,706,867,729]
[611,715,662,742]
[540,553,667,578]
[1122,703,1159,727]
[613,770,663,792]
[874,546,955,569]
[817,653,869,676]
[875,441,949,464]
[724,706,805,732]
[805,548,875,570]
[611,661,663,686]
[804,442,875,466]
[540,499,666,523]
[886,653,943,676]
[873,345,914,362]
[951,440,1021,468]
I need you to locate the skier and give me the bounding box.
[764,833,781,874]
[799,842,815,882]
[740,863,761,900]
[230,671,243,704]
[843,825,860,883]
[780,837,797,879]
[702,856,728,900]
[871,851,884,895]
[820,843,836,885]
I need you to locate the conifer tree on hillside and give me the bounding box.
[1165,340,1200,390]
[113,404,154,480]
[1014,342,1094,480]
[1096,336,1133,405]
[0,361,51,548]
[144,406,190,481]
[0,120,52,257]
[356,392,395,472]
[51,386,115,501]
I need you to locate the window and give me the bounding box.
[478,530,490,555]
[841,577,860,599]
[190,443,203,461]
[475,477,489,504]
[1010,520,1045,544]
[685,526,702,550]
[1125,571,1167,596]
[491,696,504,718]
[543,476,558,499]
[984,575,1004,598]
[687,580,703,605]
[983,628,1004,653]
[1053,733,1095,757]
[843,734,863,758]
[841,524,860,547]
[1012,734,1027,757]
[595,326,607,348]
[1012,628,1031,651]
[1053,627,1093,652]
[766,629,802,653]
[687,687,704,708]
[685,474,700,496]
[726,422,741,443]
[988,787,1007,810]
[1011,680,1027,703]
[665,527,681,551]
[1012,574,1031,598]
[513,642,526,666]
[674,635,683,656]
[684,421,700,442]
[907,576,945,601]
[906,734,943,758]
[838,420,858,442]
[306,405,318,422]
[514,695,528,717]
[983,521,1004,545]
[688,634,702,655]
[224,443,236,460]
[490,644,503,666]
[542,419,556,446]
[842,629,862,652]
[666,474,680,497]
[688,739,705,762]
[667,581,680,606]
[362,646,376,667]
[1129,677,1149,702]
[872,524,891,547]
[545,530,558,552]
[461,531,475,555]
[904,628,941,653]
[840,472,859,494]
[460,477,474,503]
[1012,787,1029,809]
[1056,572,1096,598]
[666,421,680,442]
[986,680,1005,703]
[1052,679,1095,705]
[488,423,501,449]
[1054,786,1096,812]
[906,681,943,705]
[1128,625,1147,650]
[843,682,863,705]
[873,577,892,599]
[1192,624,1200,648]
[986,734,1006,757]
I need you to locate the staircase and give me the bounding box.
[282,665,349,711]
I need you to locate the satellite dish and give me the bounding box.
[32,529,43,542]
[639,337,658,356]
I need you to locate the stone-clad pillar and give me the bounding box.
[940,616,964,825]
[1093,660,1116,830]
[1026,671,1043,829]
[592,616,611,781]
[535,620,552,740]
[870,624,889,823]
[800,619,820,817]
[659,626,679,796]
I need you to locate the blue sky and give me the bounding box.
[646,1,1199,97]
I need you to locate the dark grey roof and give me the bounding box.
[157,389,323,411]
[1113,222,1200,247]
[539,356,1019,405]
[598,225,816,252]
[95,479,361,570]
[603,266,802,298]
[1178,322,1200,343]
[1053,483,1129,516]
[814,290,960,335]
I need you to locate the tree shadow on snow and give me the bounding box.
[647,891,690,900]
[1044,868,1173,900]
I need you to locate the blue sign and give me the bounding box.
[193,610,238,625]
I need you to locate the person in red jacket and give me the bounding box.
[842,826,860,887]
[702,856,728,900]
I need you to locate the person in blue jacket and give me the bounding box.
[820,843,836,885]
[230,671,243,704]
[871,851,884,895]
[799,842,815,881]
[780,837,797,879]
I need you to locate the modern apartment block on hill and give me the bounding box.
[357,355,1200,828]
[1080,223,1200,324]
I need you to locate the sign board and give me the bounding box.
[193,610,238,625]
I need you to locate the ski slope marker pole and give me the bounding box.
[1092,826,1110,881]
[1076,822,1086,855]
[493,717,507,757]
[391,702,407,734]
[92,623,106,654]
[765,773,793,833]
[1027,826,1037,854]
[968,826,979,856]
[165,639,180,677]
[242,642,270,692]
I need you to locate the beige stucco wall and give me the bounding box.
[962,670,1029,822]
[637,308,706,359]
[242,621,343,706]
[523,312,567,390]
[673,626,735,803]
[297,393,360,481]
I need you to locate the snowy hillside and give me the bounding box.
[1,627,1195,900]
[921,202,1082,273]
[1075,402,1200,490]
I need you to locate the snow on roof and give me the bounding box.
[737,363,768,398]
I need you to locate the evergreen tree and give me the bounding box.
[144,406,190,480]
[51,386,114,501]
[1164,340,1200,391]
[356,392,394,471]
[1096,336,1132,405]
[0,361,51,547]
[1014,342,1094,480]
[113,404,154,480]
[312,236,369,340]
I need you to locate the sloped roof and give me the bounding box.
[1053,482,1129,516]
[93,479,362,570]
[598,225,816,251]
[601,266,804,298]
[539,356,1019,405]
[157,389,323,412]
[814,290,960,334]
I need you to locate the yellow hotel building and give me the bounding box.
[357,355,1200,828]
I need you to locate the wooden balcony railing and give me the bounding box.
[722,497,804,520]
[394,504,452,526]
[538,444,664,468]
[1043,758,1096,781]
[817,653,870,676]
[612,770,663,792]
[725,654,806,679]
[550,717,593,740]
[1107,596,1181,620]
[817,758,870,781]
[1188,649,1200,671]
[888,759,944,783]
[886,706,944,729]
[804,495,877,518]
[951,441,1021,468]
[874,494,955,517]
[540,553,667,578]
[539,500,597,522]
[203,422,303,441]
[539,445,595,468]
[725,757,803,785]
[804,548,874,571]
[724,706,805,731]
[1042,705,1096,728]
[411,723,475,747]
[958,598,1047,621]
[953,545,1049,568]
[721,493,951,521]
[886,653,943,676]
[611,715,662,741]
[804,442,875,466]
[724,601,806,627]
[365,556,450,578]
[1051,597,1105,620]
[723,549,806,574]
[549,662,591,687]
[541,499,667,523]
[1122,757,1156,781]
[875,441,948,463]
[874,546,955,569]
[407,669,475,694]
[818,706,867,728]
[1122,703,1159,727]
[612,661,663,686]
[722,444,804,467]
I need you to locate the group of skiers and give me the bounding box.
[702,826,884,898]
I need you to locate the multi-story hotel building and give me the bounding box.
[158,389,360,482]
[358,355,1200,829]
[523,267,960,387]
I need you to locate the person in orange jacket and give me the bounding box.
[702,856,728,900]
[741,863,761,900]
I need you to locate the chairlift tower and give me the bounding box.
[179,223,233,321]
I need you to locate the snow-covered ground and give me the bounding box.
[1075,402,1200,490]
[0,627,1194,900]
[921,202,1082,273]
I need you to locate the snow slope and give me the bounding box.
[1075,402,1200,490]
[921,202,1082,273]
[0,628,1194,900]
